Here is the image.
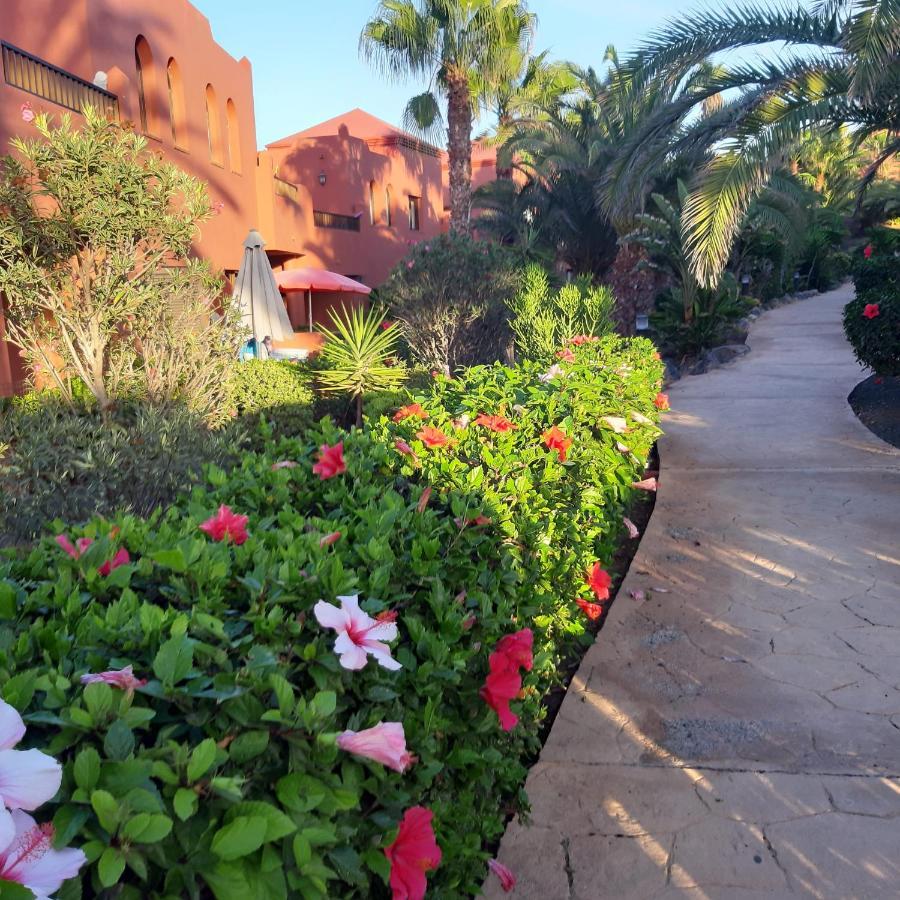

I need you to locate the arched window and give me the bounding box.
[384,186,392,227]
[166,58,186,148]
[205,84,223,165]
[225,99,241,173]
[368,181,377,225]
[134,36,156,135]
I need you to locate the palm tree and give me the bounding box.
[609,0,900,286]
[361,0,535,233]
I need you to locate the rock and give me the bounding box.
[702,344,751,369]
[722,321,750,344]
[663,358,681,383]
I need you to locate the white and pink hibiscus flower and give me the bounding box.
[313,595,401,671]
[0,701,62,816]
[0,701,83,898]
[0,809,85,900]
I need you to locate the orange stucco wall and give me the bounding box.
[0,0,258,395]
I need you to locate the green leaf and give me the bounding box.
[82,683,113,722]
[0,882,37,899]
[311,691,336,719]
[211,815,268,861]
[121,812,173,844]
[228,730,269,764]
[362,847,391,883]
[73,747,101,791]
[52,804,91,847]
[91,789,120,834]
[173,787,199,821]
[187,738,218,782]
[228,802,295,842]
[150,547,188,573]
[98,846,126,887]
[292,834,311,868]
[153,634,194,685]
[103,720,135,761]
[0,581,17,619]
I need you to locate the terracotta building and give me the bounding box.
[0,2,498,395]
[257,108,447,290]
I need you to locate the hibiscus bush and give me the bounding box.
[0,335,663,898]
[843,243,900,376]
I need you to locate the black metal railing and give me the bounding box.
[313,210,360,232]
[2,41,119,118]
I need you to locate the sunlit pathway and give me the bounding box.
[484,285,900,899]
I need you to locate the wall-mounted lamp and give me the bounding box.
[635,314,650,332]
[318,171,327,187]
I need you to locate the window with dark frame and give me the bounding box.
[408,195,421,231]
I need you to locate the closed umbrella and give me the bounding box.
[234,230,294,355]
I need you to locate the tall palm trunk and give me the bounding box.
[447,72,473,233]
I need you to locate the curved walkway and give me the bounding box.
[485,285,900,899]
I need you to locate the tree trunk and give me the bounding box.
[495,114,513,180]
[446,73,473,234]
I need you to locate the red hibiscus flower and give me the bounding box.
[199,505,249,545]
[480,629,533,731]
[556,348,576,362]
[576,597,603,620]
[587,562,612,601]
[863,244,873,259]
[319,531,341,548]
[454,515,492,528]
[393,403,429,423]
[394,439,420,464]
[417,426,451,448]
[312,442,346,479]
[542,425,573,462]
[384,806,442,900]
[654,392,670,411]
[474,414,517,432]
[569,335,598,346]
[863,303,880,319]
[98,548,130,576]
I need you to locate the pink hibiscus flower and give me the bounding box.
[98,548,130,577]
[80,666,146,692]
[863,303,880,319]
[336,722,415,773]
[20,103,35,124]
[313,595,402,671]
[632,477,658,492]
[488,859,516,892]
[199,505,249,545]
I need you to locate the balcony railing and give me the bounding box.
[2,41,119,119]
[313,210,361,232]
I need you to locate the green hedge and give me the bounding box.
[843,242,900,376]
[0,336,664,898]
[227,360,317,444]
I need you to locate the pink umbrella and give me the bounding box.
[276,268,371,332]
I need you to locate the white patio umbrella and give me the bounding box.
[234,229,294,356]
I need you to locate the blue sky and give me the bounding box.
[191,0,706,148]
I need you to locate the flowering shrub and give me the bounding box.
[0,335,663,897]
[843,242,900,376]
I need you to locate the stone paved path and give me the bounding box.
[484,286,900,899]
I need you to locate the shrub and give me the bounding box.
[843,243,900,376]
[378,233,518,373]
[0,400,230,542]
[0,108,243,421]
[0,336,663,898]
[227,360,317,445]
[507,264,616,361]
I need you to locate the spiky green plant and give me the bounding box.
[317,307,406,427]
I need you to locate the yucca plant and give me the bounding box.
[317,306,406,427]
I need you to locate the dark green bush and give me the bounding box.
[377,233,519,373]
[0,401,230,542]
[0,337,664,898]
[843,243,900,376]
[227,360,317,445]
